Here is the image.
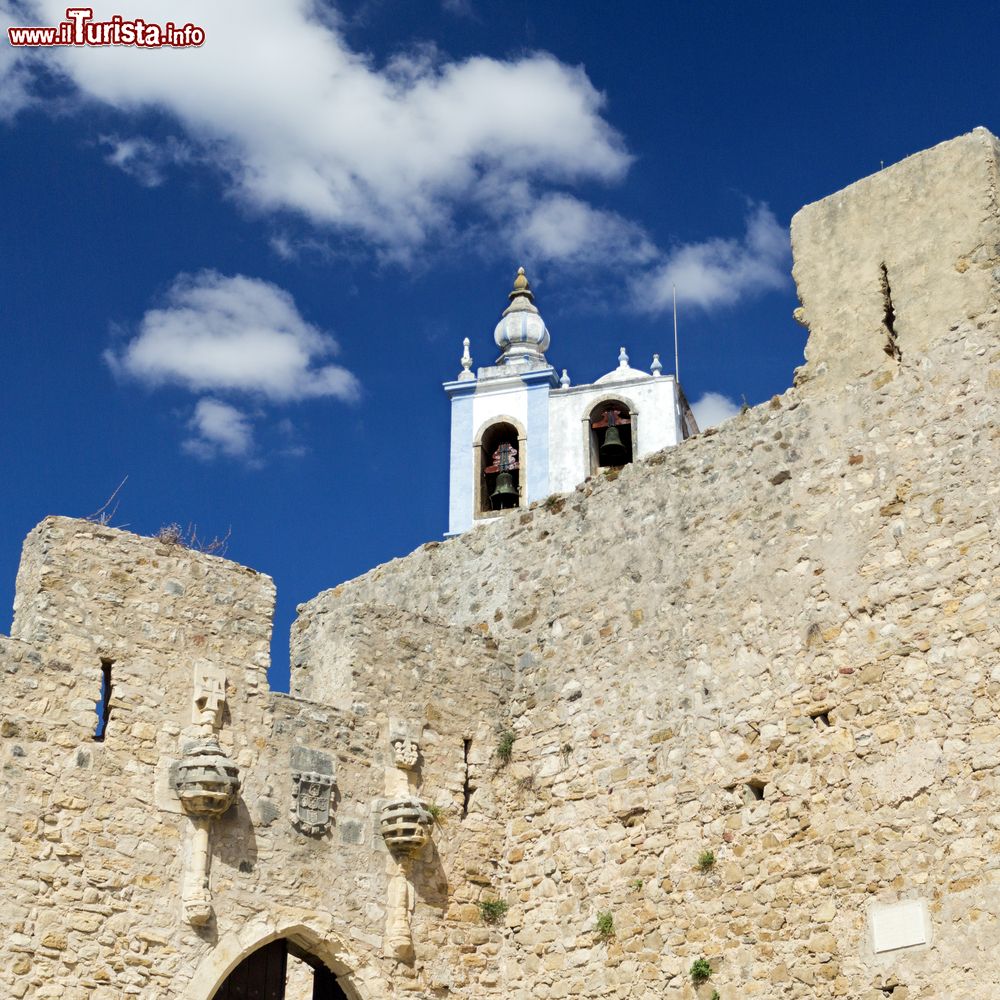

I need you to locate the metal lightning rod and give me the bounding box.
[672,284,680,382]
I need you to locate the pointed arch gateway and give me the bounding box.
[211,937,346,1000]
[183,916,387,1000]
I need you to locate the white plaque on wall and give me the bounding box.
[871,899,929,954]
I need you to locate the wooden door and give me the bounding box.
[312,963,348,1000]
[214,939,288,1000]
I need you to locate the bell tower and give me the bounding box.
[443,268,697,536]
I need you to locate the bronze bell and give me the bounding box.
[490,471,519,510]
[599,424,627,466]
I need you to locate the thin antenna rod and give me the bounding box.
[672,284,680,382]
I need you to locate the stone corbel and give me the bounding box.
[170,662,239,926]
[380,717,430,960]
[385,863,415,960]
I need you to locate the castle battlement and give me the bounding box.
[2,128,999,999]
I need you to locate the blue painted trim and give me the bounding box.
[443,379,478,399]
[525,378,550,503]
[443,378,477,535]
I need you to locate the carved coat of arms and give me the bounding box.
[291,770,335,835]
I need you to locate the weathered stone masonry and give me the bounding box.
[2,127,1000,998]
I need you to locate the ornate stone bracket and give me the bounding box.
[379,718,432,961]
[170,663,239,926]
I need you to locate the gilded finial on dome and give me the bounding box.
[509,265,534,302]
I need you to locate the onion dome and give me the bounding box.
[494,267,550,366]
[171,738,240,818]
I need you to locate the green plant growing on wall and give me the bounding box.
[697,849,716,872]
[630,879,644,891]
[690,958,712,985]
[595,911,615,941]
[710,991,721,1000]
[495,730,515,766]
[478,899,508,925]
[424,802,445,826]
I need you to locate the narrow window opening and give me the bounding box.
[880,262,901,361]
[811,710,831,728]
[94,659,113,742]
[881,987,896,996]
[744,778,765,803]
[462,738,474,819]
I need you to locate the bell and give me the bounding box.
[490,471,519,510]
[599,424,628,466]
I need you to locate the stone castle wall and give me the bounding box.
[0,521,512,999]
[1,128,999,999]
[291,129,1000,999]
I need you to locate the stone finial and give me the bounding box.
[651,353,662,377]
[392,738,419,770]
[560,369,571,388]
[618,346,629,369]
[509,265,534,302]
[192,662,226,735]
[458,337,475,381]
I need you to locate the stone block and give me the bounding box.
[792,127,1000,387]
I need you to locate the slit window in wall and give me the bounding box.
[462,738,474,819]
[94,659,113,741]
[879,262,901,361]
[743,778,766,804]
[810,709,831,729]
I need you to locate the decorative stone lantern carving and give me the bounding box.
[174,739,240,817]
[380,796,432,857]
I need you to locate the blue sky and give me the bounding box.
[2,0,997,689]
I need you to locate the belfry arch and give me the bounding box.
[586,395,636,474]
[473,415,527,516]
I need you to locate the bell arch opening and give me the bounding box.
[210,937,349,1000]
[475,419,524,515]
[589,399,634,474]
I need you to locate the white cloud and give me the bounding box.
[3,3,794,313]
[441,0,475,16]
[690,391,741,430]
[5,0,630,258]
[512,193,656,268]
[633,204,790,311]
[99,134,191,187]
[107,270,360,402]
[0,4,42,120]
[184,399,255,459]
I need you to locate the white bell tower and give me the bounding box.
[443,268,697,536]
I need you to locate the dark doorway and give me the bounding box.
[212,938,349,1000]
